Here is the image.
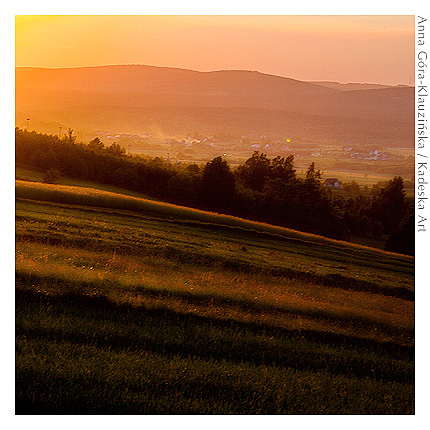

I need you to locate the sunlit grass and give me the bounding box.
[16,196,414,299]
[16,198,414,346]
[16,165,160,201]
[16,241,413,331]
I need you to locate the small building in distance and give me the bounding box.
[323,178,342,189]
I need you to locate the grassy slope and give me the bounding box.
[16,164,161,201]
[15,180,414,414]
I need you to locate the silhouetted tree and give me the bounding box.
[343,180,360,195]
[39,149,60,171]
[112,166,139,189]
[88,137,105,152]
[370,176,407,235]
[236,151,271,191]
[186,163,200,175]
[385,211,414,256]
[270,155,296,183]
[199,156,236,211]
[305,162,322,186]
[66,128,76,145]
[106,143,127,157]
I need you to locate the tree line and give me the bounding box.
[15,128,413,254]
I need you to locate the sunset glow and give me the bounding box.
[16,15,414,85]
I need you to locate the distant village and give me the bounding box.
[93,130,412,172]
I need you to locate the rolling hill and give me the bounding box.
[15,178,414,413]
[16,65,414,146]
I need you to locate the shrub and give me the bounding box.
[43,168,61,184]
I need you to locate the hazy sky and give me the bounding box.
[15,15,414,85]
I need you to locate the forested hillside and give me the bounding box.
[16,128,413,254]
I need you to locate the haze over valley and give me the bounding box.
[16,64,414,178]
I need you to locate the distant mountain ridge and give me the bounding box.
[15,65,414,147]
[308,81,398,91]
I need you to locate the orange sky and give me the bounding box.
[15,15,414,85]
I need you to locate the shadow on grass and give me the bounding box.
[16,287,414,385]
[16,271,414,343]
[16,229,414,301]
[16,366,413,415]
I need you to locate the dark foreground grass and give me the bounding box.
[16,289,414,414]
[15,270,414,347]
[15,190,414,414]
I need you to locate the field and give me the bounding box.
[15,180,414,414]
[15,164,160,201]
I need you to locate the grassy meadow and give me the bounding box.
[16,164,161,201]
[15,180,414,414]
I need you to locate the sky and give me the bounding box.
[15,14,415,85]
